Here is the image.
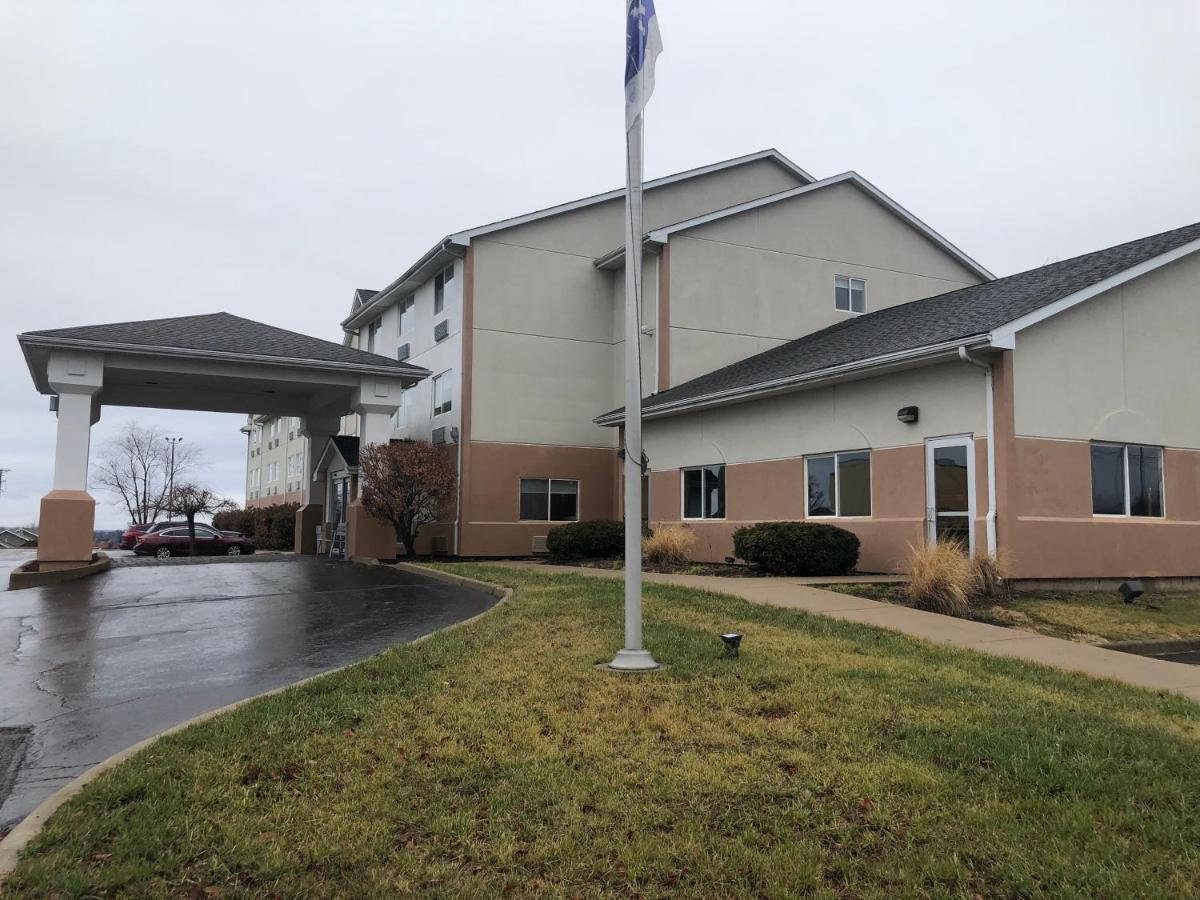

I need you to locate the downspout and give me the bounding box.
[452,427,463,557]
[958,345,998,556]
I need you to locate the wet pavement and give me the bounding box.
[0,557,496,828]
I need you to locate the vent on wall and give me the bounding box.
[433,320,449,342]
[531,535,549,554]
[432,426,447,445]
[431,535,449,556]
[397,343,410,361]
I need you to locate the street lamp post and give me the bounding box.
[165,437,183,517]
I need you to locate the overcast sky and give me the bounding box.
[2,0,1198,529]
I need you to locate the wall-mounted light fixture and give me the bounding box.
[897,406,919,424]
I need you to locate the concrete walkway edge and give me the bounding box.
[495,561,1200,703]
[0,565,510,884]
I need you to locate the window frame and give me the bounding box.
[434,266,453,314]
[834,275,867,315]
[397,295,414,337]
[680,464,727,521]
[518,477,581,522]
[432,371,453,417]
[366,319,381,354]
[805,450,873,519]
[1091,442,1166,518]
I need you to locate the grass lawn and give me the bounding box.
[8,565,1200,898]
[828,583,1200,645]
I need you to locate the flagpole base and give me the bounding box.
[605,648,661,672]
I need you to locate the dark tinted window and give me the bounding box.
[519,479,548,520]
[549,480,578,521]
[1091,445,1125,515]
[838,451,872,517]
[807,456,836,516]
[1128,445,1163,517]
[933,445,970,513]
[683,468,704,519]
[704,465,726,519]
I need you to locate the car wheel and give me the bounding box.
[226,545,242,556]
[155,546,172,560]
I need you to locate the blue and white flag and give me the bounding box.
[625,0,662,130]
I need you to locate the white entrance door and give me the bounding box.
[925,436,975,554]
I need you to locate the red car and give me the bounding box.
[120,520,191,550]
[133,524,256,559]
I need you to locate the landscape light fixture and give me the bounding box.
[720,632,743,657]
[1118,580,1145,604]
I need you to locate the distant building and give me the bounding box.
[0,527,38,549]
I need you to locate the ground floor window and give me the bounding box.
[520,478,579,521]
[806,451,872,517]
[682,465,725,519]
[1091,443,1163,517]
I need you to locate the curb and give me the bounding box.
[0,565,512,885]
[7,553,110,592]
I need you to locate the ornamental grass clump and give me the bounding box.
[903,540,975,615]
[642,525,695,566]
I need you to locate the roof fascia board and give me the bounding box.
[450,149,814,246]
[988,237,1200,349]
[313,438,350,475]
[340,238,464,331]
[636,172,994,281]
[18,334,431,385]
[594,335,991,425]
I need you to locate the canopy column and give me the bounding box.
[346,377,403,562]
[294,415,341,553]
[38,352,104,570]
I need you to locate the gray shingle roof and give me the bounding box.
[21,312,414,371]
[601,219,1200,422]
[331,436,360,467]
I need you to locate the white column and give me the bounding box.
[353,377,403,449]
[46,352,105,492]
[298,415,340,504]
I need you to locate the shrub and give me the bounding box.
[212,508,254,535]
[904,540,974,615]
[643,525,695,566]
[214,504,297,550]
[545,520,626,559]
[732,522,860,576]
[970,552,1009,600]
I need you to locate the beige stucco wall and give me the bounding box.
[666,181,982,385]
[1013,251,1200,447]
[642,360,987,471]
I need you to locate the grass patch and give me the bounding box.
[829,583,1200,645]
[8,565,1200,897]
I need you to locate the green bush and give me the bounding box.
[212,508,254,535]
[732,521,860,576]
[545,520,626,559]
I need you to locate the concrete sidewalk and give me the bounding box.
[494,562,1200,702]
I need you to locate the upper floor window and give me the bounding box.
[433,371,453,416]
[806,451,872,517]
[519,478,579,521]
[434,265,454,314]
[835,275,866,314]
[1091,443,1163,517]
[682,465,725,520]
[366,320,382,354]
[398,296,414,336]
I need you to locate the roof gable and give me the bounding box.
[597,219,1200,423]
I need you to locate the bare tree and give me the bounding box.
[92,423,199,525]
[169,482,235,557]
[359,441,456,558]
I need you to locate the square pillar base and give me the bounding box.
[294,503,325,554]
[36,490,96,569]
[346,500,400,562]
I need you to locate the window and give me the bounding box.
[682,465,726,520]
[520,478,579,521]
[806,451,872,517]
[398,296,414,338]
[433,371,452,416]
[1091,443,1163,517]
[366,319,381,354]
[835,275,866,314]
[434,266,453,314]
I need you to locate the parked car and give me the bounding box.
[121,520,215,550]
[132,524,256,559]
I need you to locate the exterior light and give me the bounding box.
[1119,580,1145,604]
[720,632,743,657]
[897,406,919,424]
[724,556,735,565]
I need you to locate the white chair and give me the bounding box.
[329,522,347,558]
[315,525,332,555]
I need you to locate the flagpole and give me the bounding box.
[608,110,659,671]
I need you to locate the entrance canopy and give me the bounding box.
[18,312,429,569]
